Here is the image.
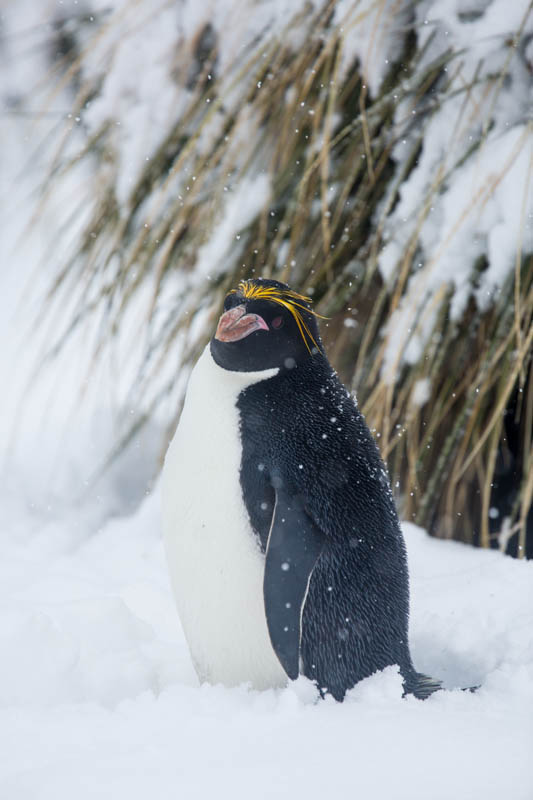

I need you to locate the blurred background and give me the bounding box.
[2,0,532,558]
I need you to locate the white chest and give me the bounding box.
[161,347,287,689]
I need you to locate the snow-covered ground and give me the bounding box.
[1,484,532,799]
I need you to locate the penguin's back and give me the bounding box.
[162,346,287,689]
[238,358,417,699]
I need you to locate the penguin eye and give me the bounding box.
[271,316,284,330]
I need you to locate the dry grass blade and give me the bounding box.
[33,0,533,557]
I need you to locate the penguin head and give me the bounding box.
[210,278,324,373]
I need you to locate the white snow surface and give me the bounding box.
[1,482,532,799]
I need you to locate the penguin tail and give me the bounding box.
[403,671,442,700]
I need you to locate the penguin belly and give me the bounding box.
[162,346,287,690]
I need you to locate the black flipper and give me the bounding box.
[263,484,324,679]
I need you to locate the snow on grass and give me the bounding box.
[1,481,531,799]
[195,172,271,282]
[379,0,533,383]
[333,0,412,95]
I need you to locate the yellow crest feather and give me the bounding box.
[229,280,326,353]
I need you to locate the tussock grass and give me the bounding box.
[36,0,533,556]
